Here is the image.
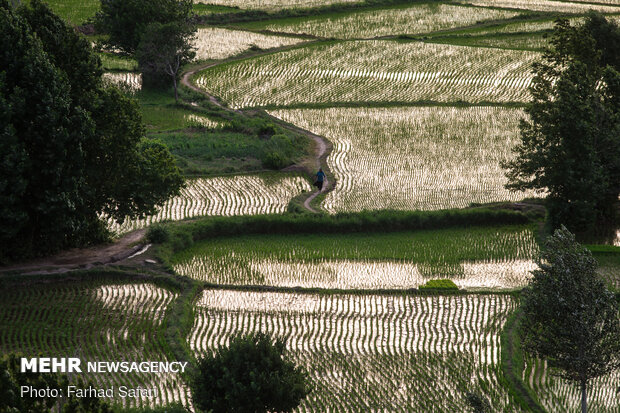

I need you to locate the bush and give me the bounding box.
[262,151,288,169]
[146,224,171,244]
[190,332,309,413]
[419,279,459,291]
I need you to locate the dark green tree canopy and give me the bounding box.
[190,332,310,413]
[135,21,196,100]
[503,13,620,235]
[519,226,620,413]
[95,0,193,54]
[0,0,183,263]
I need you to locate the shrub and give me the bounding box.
[146,224,171,244]
[190,332,309,412]
[262,151,288,169]
[419,279,459,291]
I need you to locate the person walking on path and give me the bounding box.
[315,168,326,191]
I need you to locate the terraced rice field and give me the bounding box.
[193,0,364,10]
[525,358,620,412]
[193,28,304,61]
[456,0,620,13]
[196,41,539,107]
[252,4,521,39]
[271,106,541,212]
[172,225,539,290]
[103,72,142,92]
[0,281,187,408]
[190,290,523,411]
[108,174,311,234]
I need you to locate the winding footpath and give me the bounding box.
[180,44,335,213]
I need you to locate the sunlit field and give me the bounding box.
[193,28,304,61]
[0,282,187,408]
[525,358,620,413]
[108,174,311,234]
[193,0,364,11]
[196,40,539,107]
[271,106,541,212]
[190,290,523,411]
[173,225,539,290]
[249,4,520,39]
[456,0,620,13]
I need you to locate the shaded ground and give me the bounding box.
[0,229,147,275]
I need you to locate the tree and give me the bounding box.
[190,332,310,413]
[0,0,184,262]
[136,21,196,101]
[502,13,620,236]
[95,0,193,55]
[519,226,620,413]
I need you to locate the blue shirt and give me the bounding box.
[316,171,325,182]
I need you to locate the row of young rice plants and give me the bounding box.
[0,281,188,408]
[456,0,620,13]
[172,224,539,290]
[429,33,551,52]
[523,358,620,412]
[108,174,311,234]
[192,27,305,61]
[242,4,522,39]
[270,106,542,213]
[195,40,540,107]
[193,0,364,11]
[189,289,524,411]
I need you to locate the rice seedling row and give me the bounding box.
[270,106,541,213]
[456,0,620,13]
[103,72,142,93]
[193,28,304,61]
[108,174,311,234]
[190,290,524,411]
[0,282,187,408]
[247,4,521,39]
[524,358,620,412]
[197,41,540,107]
[172,226,539,290]
[193,0,364,11]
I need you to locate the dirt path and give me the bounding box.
[3,45,333,275]
[0,229,148,275]
[181,51,335,213]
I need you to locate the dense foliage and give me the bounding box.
[135,21,196,99]
[190,332,309,413]
[503,13,620,235]
[519,226,620,413]
[95,0,193,55]
[0,0,183,262]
